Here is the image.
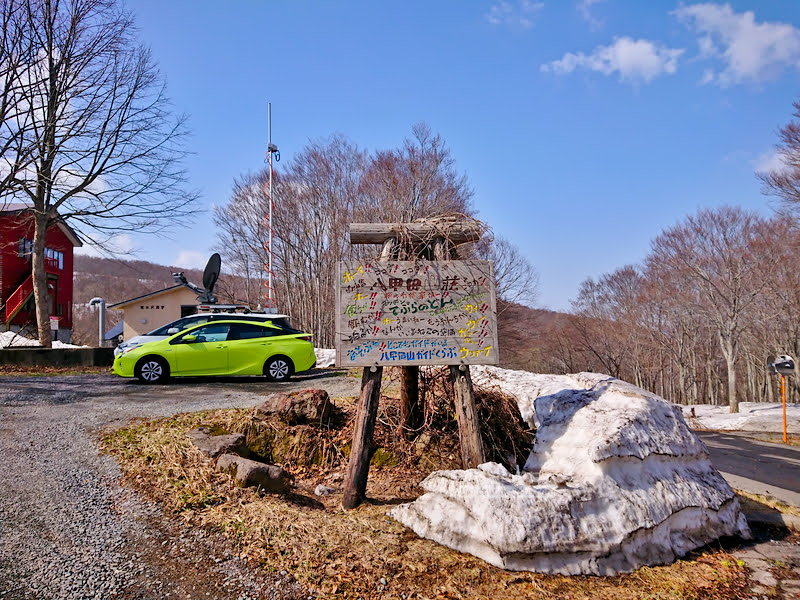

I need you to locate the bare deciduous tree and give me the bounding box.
[360,122,473,223]
[212,170,273,307]
[570,265,644,379]
[214,135,369,346]
[0,0,197,346]
[273,135,368,346]
[759,99,800,211]
[474,234,539,308]
[556,209,800,409]
[642,207,771,412]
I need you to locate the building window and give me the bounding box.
[44,247,64,270]
[18,238,33,257]
[20,240,64,269]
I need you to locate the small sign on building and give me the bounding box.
[336,260,498,367]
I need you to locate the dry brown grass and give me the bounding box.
[735,490,800,519]
[0,365,109,376]
[743,432,800,447]
[102,373,752,600]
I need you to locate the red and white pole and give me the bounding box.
[263,103,278,312]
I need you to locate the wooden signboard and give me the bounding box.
[336,260,498,367]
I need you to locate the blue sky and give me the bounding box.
[82,1,800,311]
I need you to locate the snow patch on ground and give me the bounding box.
[391,368,751,575]
[314,348,336,368]
[0,331,86,349]
[680,402,800,433]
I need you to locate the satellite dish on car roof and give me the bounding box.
[172,253,220,304]
[203,253,221,295]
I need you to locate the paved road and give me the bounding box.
[696,431,800,507]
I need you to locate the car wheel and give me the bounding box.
[135,356,169,384]
[264,355,293,382]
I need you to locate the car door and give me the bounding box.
[226,322,284,374]
[171,323,231,375]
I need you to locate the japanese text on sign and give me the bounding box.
[336,260,498,367]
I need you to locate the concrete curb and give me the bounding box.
[743,509,800,531]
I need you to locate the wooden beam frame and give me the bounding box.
[348,222,483,246]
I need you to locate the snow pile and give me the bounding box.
[314,348,336,368]
[0,331,86,349]
[681,402,800,434]
[390,370,750,575]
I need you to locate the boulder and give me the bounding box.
[256,389,331,424]
[186,426,248,459]
[391,371,751,576]
[314,484,337,497]
[215,454,290,492]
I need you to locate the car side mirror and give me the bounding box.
[182,334,197,343]
[167,327,179,334]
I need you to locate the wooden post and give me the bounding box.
[342,366,384,509]
[400,366,423,437]
[450,364,486,468]
[432,237,486,469]
[342,238,395,509]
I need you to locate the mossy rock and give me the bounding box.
[241,419,338,468]
[370,447,398,468]
[197,424,231,436]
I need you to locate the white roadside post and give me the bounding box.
[89,297,106,348]
[49,316,60,343]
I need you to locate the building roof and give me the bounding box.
[105,321,124,340]
[108,285,192,309]
[0,202,83,247]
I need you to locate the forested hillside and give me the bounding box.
[73,255,205,305]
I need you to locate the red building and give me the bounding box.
[0,203,82,340]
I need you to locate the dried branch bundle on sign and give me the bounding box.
[419,366,533,471]
[375,367,533,472]
[350,214,491,260]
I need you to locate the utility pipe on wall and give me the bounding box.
[89,297,106,348]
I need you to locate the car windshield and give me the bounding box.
[145,315,301,337]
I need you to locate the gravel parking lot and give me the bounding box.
[0,370,360,600]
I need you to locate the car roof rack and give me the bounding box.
[195,305,288,318]
[197,304,250,313]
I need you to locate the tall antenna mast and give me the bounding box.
[264,102,279,312]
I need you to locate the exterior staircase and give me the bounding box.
[2,259,60,327]
[4,274,34,325]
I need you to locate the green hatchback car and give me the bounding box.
[113,319,316,384]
